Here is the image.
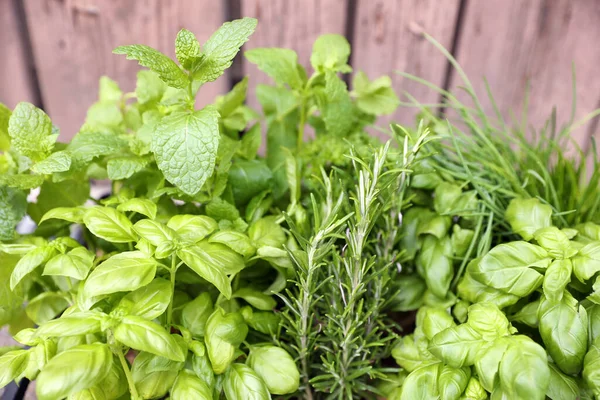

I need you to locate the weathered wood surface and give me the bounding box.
[241,0,348,111]
[22,0,227,139]
[351,0,461,131]
[448,0,600,149]
[0,0,38,109]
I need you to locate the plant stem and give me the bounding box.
[297,100,306,151]
[299,245,317,400]
[118,349,140,400]
[166,255,178,328]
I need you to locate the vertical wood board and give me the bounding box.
[23,0,227,140]
[0,0,38,109]
[351,0,461,133]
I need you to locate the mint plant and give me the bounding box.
[0,19,303,400]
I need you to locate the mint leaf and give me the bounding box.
[310,34,352,73]
[245,48,303,90]
[85,102,123,130]
[113,45,188,89]
[67,131,128,166]
[8,102,57,162]
[216,77,248,117]
[151,107,220,195]
[0,174,44,190]
[136,71,167,105]
[98,76,122,103]
[192,18,257,84]
[0,103,11,151]
[31,151,72,174]
[175,29,201,70]
[322,72,355,136]
[351,71,399,116]
[107,156,147,180]
[0,186,27,240]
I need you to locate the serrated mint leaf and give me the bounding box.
[67,131,128,166]
[322,71,355,136]
[85,102,123,129]
[351,71,399,116]
[191,18,256,84]
[0,186,27,240]
[216,77,248,117]
[175,29,201,70]
[107,156,147,180]
[245,48,303,89]
[31,151,72,174]
[192,18,257,84]
[255,85,300,118]
[152,107,220,196]
[8,102,57,162]
[113,44,188,89]
[310,34,352,73]
[0,174,44,190]
[0,103,11,151]
[136,71,167,105]
[98,76,122,103]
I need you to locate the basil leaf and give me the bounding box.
[497,336,550,399]
[182,292,213,338]
[117,198,157,219]
[10,245,55,290]
[572,242,600,282]
[400,363,441,400]
[133,219,176,247]
[417,235,453,299]
[438,365,470,400]
[429,324,486,368]
[457,268,520,309]
[208,230,256,258]
[43,247,94,280]
[25,292,70,325]
[171,370,212,400]
[205,308,248,374]
[247,345,300,395]
[534,226,577,259]
[117,278,172,320]
[466,302,512,341]
[83,251,157,298]
[233,288,276,311]
[0,350,30,388]
[39,207,85,225]
[422,308,455,341]
[36,312,106,338]
[505,198,552,240]
[547,363,579,400]
[167,215,218,243]
[539,294,588,375]
[114,316,185,362]
[36,343,111,400]
[543,259,572,302]
[227,159,274,205]
[83,206,137,243]
[470,241,550,297]
[224,363,270,400]
[132,352,182,399]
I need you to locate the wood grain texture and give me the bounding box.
[241,0,348,109]
[23,0,227,140]
[449,0,600,149]
[0,0,38,109]
[351,0,461,132]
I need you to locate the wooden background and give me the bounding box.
[1,0,600,149]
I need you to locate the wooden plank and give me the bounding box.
[448,0,600,150]
[0,0,38,109]
[241,0,348,109]
[351,0,461,131]
[23,0,227,140]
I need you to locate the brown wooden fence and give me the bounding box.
[1,0,600,149]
